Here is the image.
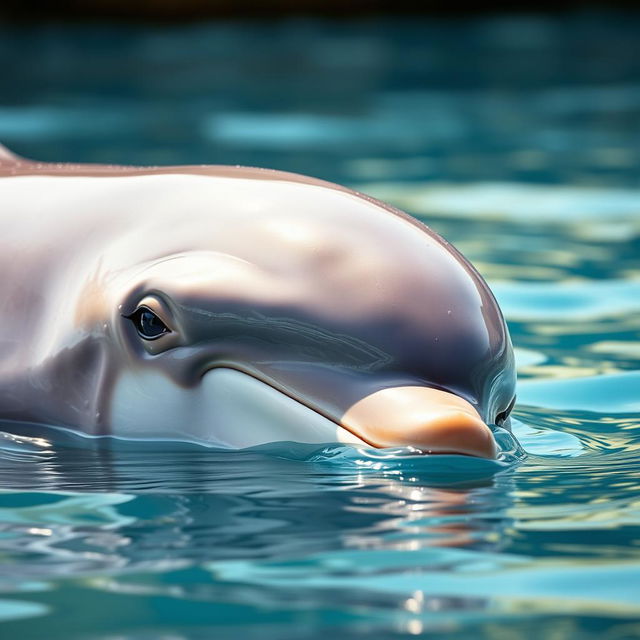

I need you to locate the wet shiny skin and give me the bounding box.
[0,161,515,456]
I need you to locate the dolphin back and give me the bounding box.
[0,144,26,170]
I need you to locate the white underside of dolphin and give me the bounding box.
[111,368,367,448]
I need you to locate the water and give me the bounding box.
[1,13,639,639]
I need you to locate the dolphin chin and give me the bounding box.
[110,367,367,449]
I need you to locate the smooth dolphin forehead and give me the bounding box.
[105,174,511,408]
[107,174,484,308]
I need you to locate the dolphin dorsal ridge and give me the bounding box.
[0,144,20,166]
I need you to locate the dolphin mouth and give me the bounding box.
[197,367,496,458]
[110,366,496,456]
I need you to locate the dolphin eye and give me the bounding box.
[127,306,170,340]
[495,396,516,426]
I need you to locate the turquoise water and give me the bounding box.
[1,14,639,639]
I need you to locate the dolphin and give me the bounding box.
[0,144,515,457]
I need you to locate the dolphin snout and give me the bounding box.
[341,386,496,458]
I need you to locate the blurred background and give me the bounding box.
[1,4,640,640]
[1,3,639,189]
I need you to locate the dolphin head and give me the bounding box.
[2,163,515,457]
[75,170,516,457]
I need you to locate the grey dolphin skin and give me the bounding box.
[0,144,515,457]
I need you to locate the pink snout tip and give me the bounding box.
[341,386,497,458]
